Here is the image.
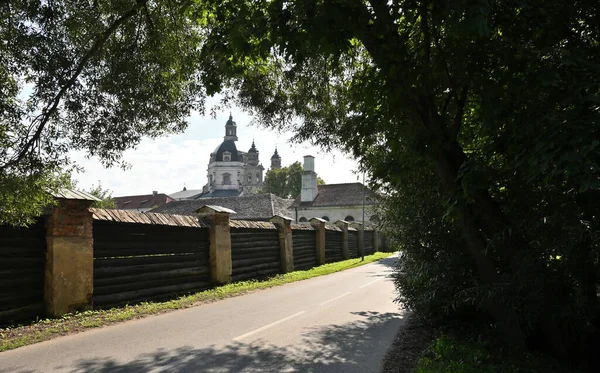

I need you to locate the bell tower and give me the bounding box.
[224,113,238,141]
[270,148,282,169]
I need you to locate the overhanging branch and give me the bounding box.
[0,0,147,172]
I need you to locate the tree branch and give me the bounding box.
[1,0,147,172]
[450,83,469,141]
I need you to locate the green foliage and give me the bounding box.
[87,181,115,209]
[0,172,71,226]
[263,161,325,198]
[414,334,564,373]
[188,0,600,366]
[0,0,205,225]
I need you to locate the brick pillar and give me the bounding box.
[350,222,364,258]
[197,206,234,285]
[309,217,326,265]
[334,220,349,260]
[45,199,94,317]
[270,215,294,273]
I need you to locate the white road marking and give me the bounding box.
[359,277,384,288]
[232,311,306,341]
[318,291,352,306]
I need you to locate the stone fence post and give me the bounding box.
[310,217,326,265]
[270,215,294,274]
[350,222,364,258]
[334,220,349,260]
[196,205,234,285]
[45,196,96,317]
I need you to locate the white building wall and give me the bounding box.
[207,161,245,191]
[294,205,378,226]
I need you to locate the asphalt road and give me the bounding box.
[0,255,405,373]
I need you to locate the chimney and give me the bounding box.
[152,191,158,196]
[301,155,318,202]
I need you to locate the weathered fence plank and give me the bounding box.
[93,221,211,308]
[230,228,281,281]
[0,221,46,326]
[292,230,317,270]
[348,231,359,258]
[325,230,344,263]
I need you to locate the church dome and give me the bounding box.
[212,140,240,162]
[248,140,258,153]
[271,148,281,159]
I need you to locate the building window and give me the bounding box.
[256,173,260,182]
[321,216,329,222]
[208,174,213,185]
[223,151,231,162]
[299,217,308,223]
[248,175,252,182]
[223,173,231,185]
[345,215,355,222]
[370,215,379,223]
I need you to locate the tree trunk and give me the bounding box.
[433,144,528,349]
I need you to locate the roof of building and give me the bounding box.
[51,188,101,201]
[199,189,242,198]
[113,193,173,210]
[212,139,241,162]
[271,148,281,159]
[168,189,204,200]
[291,183,378,208]
[151,193,294,220]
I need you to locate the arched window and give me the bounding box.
[370,215,379,223]
[222,173,231,185]
[223,151,231,162]
[345,215,355,222]
[299,217,308,223]
[321,216,329,222]
[256,173,260,182]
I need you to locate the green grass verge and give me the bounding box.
[0,252,394,352]
[413,333,566,373]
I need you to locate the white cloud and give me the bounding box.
[71,109,360,197]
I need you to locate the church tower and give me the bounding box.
[224,114,238,141]
[270,148,282,169]
[242,140,264,194]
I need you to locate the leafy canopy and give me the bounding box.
[0,0,205,225]
[262,161,325,198]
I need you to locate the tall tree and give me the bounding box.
[262,161,325,198]
[191,0,600,364]
[0,0,205,225]
[87,182,116,209]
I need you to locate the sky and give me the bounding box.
[70,107,362,197]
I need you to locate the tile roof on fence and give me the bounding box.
[229,220,277,229]
[90,208,210,228]
[291,223,315,230]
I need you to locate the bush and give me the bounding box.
[414,333,565,373]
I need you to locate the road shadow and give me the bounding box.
[66,311,406,373]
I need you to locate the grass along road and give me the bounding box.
[0,252,394,352]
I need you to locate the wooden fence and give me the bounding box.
[364,230,375,255]
[0,221,46,326]
[348,230,359,258]
[230,225,281,282]
[0,205,385,325]
[93,221,212,308]
[325,227,344,263]
[291,226,317,270]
